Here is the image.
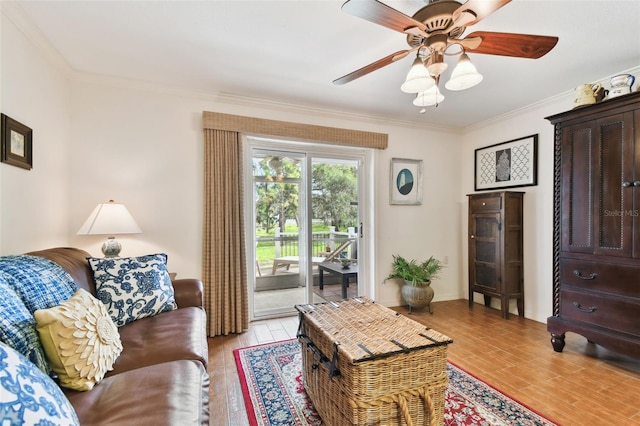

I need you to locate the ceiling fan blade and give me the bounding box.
[333,49,412,85]
[455,36,483,50]
[452,0,511,27]
[465,31,559,59]
[341,0,427,35]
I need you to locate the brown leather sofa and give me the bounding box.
[28,247,210,425]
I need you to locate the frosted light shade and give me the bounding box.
[413,86,444,107]
[401,57,435,93]
[445,53,483,91]
[77,201,141,235]
[427,61,448,77]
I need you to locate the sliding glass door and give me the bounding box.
[251,149,308,317]
[246,138,366,319]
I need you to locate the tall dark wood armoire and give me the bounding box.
[468,191,524,319]
[546,91,640,358]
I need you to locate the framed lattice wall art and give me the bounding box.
[474,134,538,191]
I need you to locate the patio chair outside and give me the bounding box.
[271,240,353,275]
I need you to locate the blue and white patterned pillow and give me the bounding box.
[0,272,50,374]
[88,254,177,327]
[0,341,79,426]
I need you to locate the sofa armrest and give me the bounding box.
[172,279,205,309]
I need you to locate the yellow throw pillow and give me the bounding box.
[34,288,123,391]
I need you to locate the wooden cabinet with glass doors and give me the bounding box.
[468,191,524,319]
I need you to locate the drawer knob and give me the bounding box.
[573,270,597,280]
[482,202,486,205]
[573,302,597,313]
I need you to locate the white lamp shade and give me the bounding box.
[413,86,444,107]
[445,53,483,91]
[401,57,435,93]
[77,201,141,235]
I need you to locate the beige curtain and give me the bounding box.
[203,129,248,336]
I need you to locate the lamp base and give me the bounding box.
[102,236,122,258]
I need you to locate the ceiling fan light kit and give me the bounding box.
[400,56,436,93]
[413,85,445,107]
[445,52,483,91]
[425,51,449,77]
[335,0,558,112]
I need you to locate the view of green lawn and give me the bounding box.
[255,223,331,263]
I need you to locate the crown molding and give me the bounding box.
[466,65,640,133]
[212,92,460,134]
[463,92,569,133]
[1,1,73,79]
[71,70,459,134]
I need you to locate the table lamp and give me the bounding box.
[77,200,141,257]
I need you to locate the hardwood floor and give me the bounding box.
[208,299,640,425]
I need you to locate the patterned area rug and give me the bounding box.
[234,339,558,426]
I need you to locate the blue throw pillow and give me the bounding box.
[0,255,78,314]
[0,341,79,426]
[88,254,177,327]
[0,272,50,374]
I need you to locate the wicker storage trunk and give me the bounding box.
[295,298,452,426]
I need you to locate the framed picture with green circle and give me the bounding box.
[390,158,422,205]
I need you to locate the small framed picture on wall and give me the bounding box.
[390,158,422,205]
[1,114,33,170]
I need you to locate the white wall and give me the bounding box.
[376,125,463,306]
[0,6,72,254]
[459,98,568,323]
[68,78,206,274]
[66,74,463,297]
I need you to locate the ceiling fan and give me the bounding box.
[333,0,559,108]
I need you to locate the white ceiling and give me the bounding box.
[11,0,640,128]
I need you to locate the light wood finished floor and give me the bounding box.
[208,299,640,426]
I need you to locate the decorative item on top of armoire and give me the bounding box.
[608,73,635,99]
[545,90,640,359]
[468,191,524,319]
[1,113,32,170]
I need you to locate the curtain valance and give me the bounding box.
[202,111,388,149]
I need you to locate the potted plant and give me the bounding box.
[386,254,444,314]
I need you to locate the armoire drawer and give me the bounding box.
[560,258,640,298]
[469,196,501,212]
[560,289,640,335]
